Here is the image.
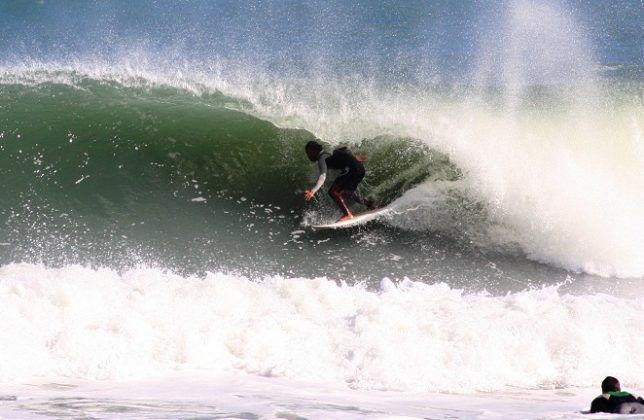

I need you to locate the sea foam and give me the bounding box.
[2,263,644,392]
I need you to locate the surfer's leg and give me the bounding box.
[329,184,353,221]
[343,171,376,210]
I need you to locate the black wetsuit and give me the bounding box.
[308,147,371,215]
[324,147,365,193]
[309,147,365,196]
[590,392,644,414]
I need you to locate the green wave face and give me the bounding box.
[0,76,451,277]
[0,79,306,206]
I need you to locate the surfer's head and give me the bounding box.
[601,376,620,393]
[305,140,323,162]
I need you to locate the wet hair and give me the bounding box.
[305,140,323,161]
[602,376,620,393]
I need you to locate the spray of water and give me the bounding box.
[1,1,643,277]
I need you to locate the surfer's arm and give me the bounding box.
[304,156,328,200]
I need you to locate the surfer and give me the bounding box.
[589,376,644,414]
[304,140,375,222]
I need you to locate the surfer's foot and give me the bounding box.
[337,213,354,222]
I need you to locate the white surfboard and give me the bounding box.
[311,207,390,230]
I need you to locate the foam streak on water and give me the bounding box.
[0,374,602,419]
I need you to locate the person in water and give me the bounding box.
[590,376,644,414]
[304,140,374,221]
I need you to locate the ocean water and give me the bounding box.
[0,0,643,418]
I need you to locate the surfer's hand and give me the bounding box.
[304,190,314,201]
[356,155,368,162]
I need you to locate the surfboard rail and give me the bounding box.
[311,207,390,230]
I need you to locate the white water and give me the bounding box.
[2,263,644,393]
